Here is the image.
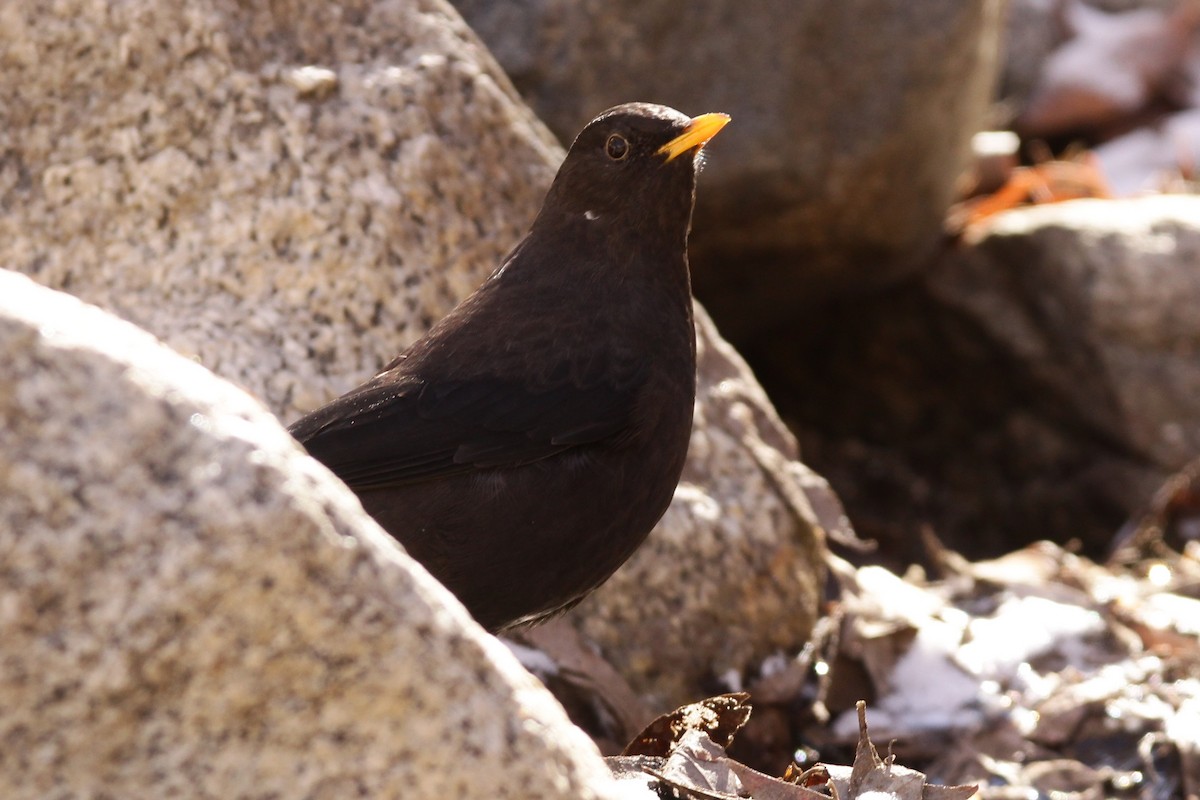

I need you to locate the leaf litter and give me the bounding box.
[516,464,1200,799]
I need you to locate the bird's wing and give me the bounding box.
[288,372,642,490]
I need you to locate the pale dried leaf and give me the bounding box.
[646,730,743,799]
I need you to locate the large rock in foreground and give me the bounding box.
[0,0,826,709]
[0,270,621,799]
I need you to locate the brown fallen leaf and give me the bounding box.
[726,759,831,800]
[611,698,978,800]
[622,692,753,758]
[824,703,977,800]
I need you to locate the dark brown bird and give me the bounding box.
[289,103,729,631]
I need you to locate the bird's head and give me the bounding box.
[536,103,730,240]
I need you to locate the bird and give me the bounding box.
[289,103,729,632]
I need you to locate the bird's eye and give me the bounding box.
[605,134,629,161]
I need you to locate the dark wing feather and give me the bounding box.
[289,372,641,490]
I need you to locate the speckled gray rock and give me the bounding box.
[0,0,561,420]
[0,0,826,710]
[451,0,1005,336]
[0,270,621,799]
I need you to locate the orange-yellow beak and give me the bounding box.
[656,112,731,163]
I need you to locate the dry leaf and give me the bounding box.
[823,703,977,800]
[646,730,833,800]
[647,730,745,799]
[622,693,752,758]
[726,759,831,800]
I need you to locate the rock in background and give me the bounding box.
[0,270,621,799]
[452,0,1006,338]
[0,0,826,713]
[1000,0,1195,136]
[934,197,1200,472]
[753,195,1200,564]
[448,0,1200,561]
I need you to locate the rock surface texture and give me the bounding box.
[770,196,1200,560]
[0,0,560,418]
[930,196,1200,485]
[452,0,1006,336]
[0,270,622,799]
[0,0,826,710]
